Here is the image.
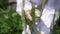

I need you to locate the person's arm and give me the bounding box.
[16,0,32,16]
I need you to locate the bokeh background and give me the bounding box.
[0,0,60,34]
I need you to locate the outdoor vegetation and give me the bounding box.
[0,0,60,34]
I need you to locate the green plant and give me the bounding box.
[0,9,23,34]
[0,0,8,9]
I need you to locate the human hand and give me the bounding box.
[25,10,32,21]
[25,9,41,21]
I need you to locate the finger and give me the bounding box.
[27,14,32,21]
[35,9,41,18]
[25,10,32,21]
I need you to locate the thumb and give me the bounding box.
[27,14,32,21]
[25,10,32,21]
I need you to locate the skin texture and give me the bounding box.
[25,9,41,21]
[25,10,32,21]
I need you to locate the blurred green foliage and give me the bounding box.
[56,9,60,34]
[0,0,8,9]
[0,9,23,34]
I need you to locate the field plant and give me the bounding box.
[0,9,23,34]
